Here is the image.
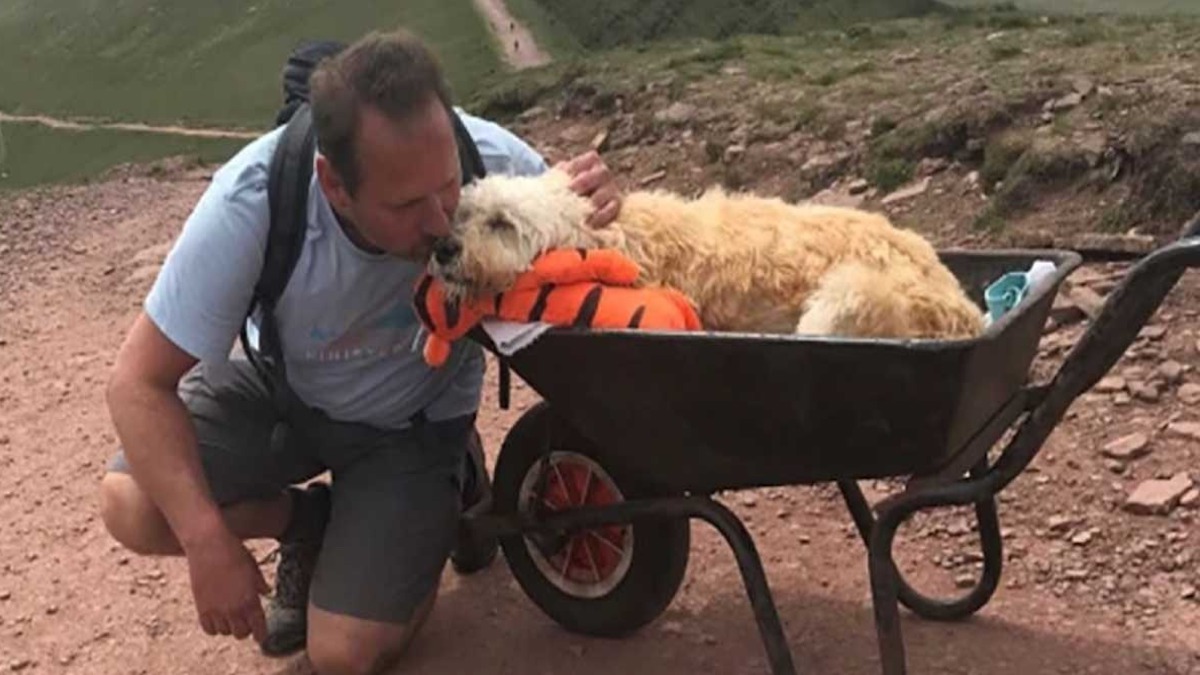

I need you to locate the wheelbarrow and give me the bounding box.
[460,212,1200,675]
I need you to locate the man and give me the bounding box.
[98,28,621,675]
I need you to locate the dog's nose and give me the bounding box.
[432,238,462,265]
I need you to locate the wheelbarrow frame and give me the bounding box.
[461,213,1200,675]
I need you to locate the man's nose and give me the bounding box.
[433,238,461,265]
[420,196,452,238]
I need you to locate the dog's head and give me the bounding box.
[428,168,595,301]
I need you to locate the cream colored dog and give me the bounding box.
[429,169,985,339]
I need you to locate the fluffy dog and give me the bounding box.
[429,169,985,339]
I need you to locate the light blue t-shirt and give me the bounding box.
[144,109,548,430]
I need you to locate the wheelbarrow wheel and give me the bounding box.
[493,402,691,638]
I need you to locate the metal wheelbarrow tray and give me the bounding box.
[463,215,1200,675]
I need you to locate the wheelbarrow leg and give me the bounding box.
[868,507,908,675]
[516,496,798,675]
[692,498,798,675]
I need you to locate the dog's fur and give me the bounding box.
[431,169,985,339]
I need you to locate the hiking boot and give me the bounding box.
[260,482,331,658]
[451,430,498,575]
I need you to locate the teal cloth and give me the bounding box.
[984,272,1031,323]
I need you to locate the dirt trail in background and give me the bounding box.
[473,0,551,69]
[0,111,259,139]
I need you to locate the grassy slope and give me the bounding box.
[0,124,245,190]
[942,0,1200,14]
[0,0,502,129]
[518,0,946,50]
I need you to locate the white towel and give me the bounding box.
[480,319,553,356]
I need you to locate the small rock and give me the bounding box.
[1182,585,1197,600]
[654,102,697,125]
[701,634,718,646]
[1129,381,1161,403]
[1124,473,1195,515]
[1141,325,1168,341]
[638,170,667,186]
[1094,376,1126,394]
[1066,285,1105,320]
[1180,488,1199,508]
[660,620,684,635]
[1071,530,1094,546]
[45,605,57,615]
[776,509,790,519]
[1167,421,1200,441]
[1182,131,1200,147]
[1072,77,1096,97]
[1047,514,1076,533]
[589,129,609,152]
[9,660,31,672]
[1157,361,1185,385]
[1045,92,1084,112]
[916,157,949,177]
[954,573,976,589]
[1064,568,1090,581]
[965,171,981,189]
[847,178,870,195]
[1105,459,1127,474]
[1178,383,1200,405]
[881,177,931,205]
[1101,432,1151,460]
[740,495,757,508]
[723,144,746,164]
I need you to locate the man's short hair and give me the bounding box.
[309,28,454,195]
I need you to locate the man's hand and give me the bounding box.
[555,151,622,229]
[186,528,270,642]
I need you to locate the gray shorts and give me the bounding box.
[107,358,475,624]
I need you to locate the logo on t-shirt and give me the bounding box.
[305,298,419,362]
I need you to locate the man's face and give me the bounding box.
[316,96,461,261]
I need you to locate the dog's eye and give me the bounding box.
[486,215,515,231]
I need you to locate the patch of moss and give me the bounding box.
[867,158,915,193]
[980,130,1034,191]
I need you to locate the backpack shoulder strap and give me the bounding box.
[241,103,315,405]
[449,107,487,183]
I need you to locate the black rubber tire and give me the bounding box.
[493,402,691,638]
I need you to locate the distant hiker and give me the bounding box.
[98,27,621,675]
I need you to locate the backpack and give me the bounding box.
[239,39,493,417]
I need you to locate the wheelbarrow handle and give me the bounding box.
[987,210,1200,490]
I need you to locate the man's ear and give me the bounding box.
[316,154,352,213]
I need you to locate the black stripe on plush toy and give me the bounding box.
[628,306,645,328]
[413,276,435,327]
[445,297,460,329]
[530,284,555,321]
[573,285,603,327]
[576,248,588,260]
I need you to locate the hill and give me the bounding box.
[943,0,1200,15]
[0,0,503,129]
[506,0,946,52]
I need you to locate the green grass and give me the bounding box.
[941,0,1200,15]
[0,0,503,129]
[518,0,945,50]
[0,122,245,190]
[501,0,585,57]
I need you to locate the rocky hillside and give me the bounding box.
[471,8,1200,252]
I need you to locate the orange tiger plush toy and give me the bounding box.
[412,248,703,367]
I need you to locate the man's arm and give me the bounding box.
[107,312,269,642]
[105,133,278,641]
[107,312,220,550]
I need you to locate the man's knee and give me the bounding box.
[99,472,175,555]
[305,594,437,675]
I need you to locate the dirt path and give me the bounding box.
[0,111,259,139]
[473,0,551,69]
[1,166,1198,674]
